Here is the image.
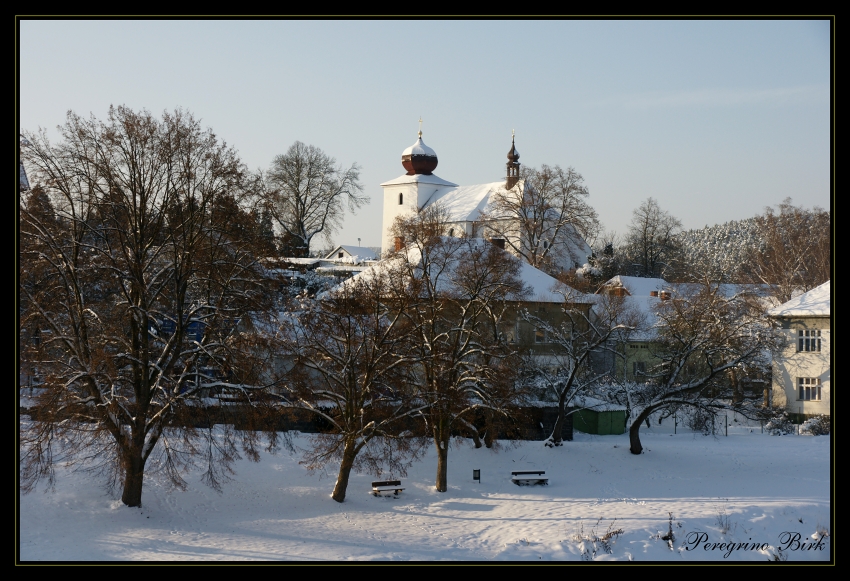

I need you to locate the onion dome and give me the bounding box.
[401,130,438,175]
[507,134,520,163]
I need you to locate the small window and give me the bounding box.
[399,192,403,205]
[449,228,454,237]
[798,377,821,401]
[535,327,547,343]
[338,252,344,259]
[797,330,821,352]
[633,362,646,376]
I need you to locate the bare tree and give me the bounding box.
[623,197,682,278]
[265,141,367,257]
[480,164,599,276]
[389,207,530,492]
[19,106,282,507]
[282,272,427,503]
[740,198,831,304]
[624,281,779,454]
[523,289,641,446]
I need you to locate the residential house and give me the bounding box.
[593,275,670,382]
[593,276,772,395]
[768,281,831,420]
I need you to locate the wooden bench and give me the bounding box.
[372,480,405,496]
[511,470,548,486]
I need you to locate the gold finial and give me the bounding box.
[418,117,423,139]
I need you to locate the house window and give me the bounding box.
[633,362,646,376]
[798,330,821,352]
[338,252,344,259]
[501,323,517,343]
[797,377,821,401]
[399,193,403,205]
[535,327,547,343]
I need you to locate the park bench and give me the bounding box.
[372,479,405,496]
[511,470,548,486]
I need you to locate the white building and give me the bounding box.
[379,130,591,270]
[768,281,831,418]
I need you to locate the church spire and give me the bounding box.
[506,130,520,189]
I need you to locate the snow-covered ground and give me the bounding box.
[18,419,831,562]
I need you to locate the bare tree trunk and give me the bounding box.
[629,406,657,455]
[331,438,358,503]
[121,445,146,507]
[433,420,450,492]
[483,409,495,449]
[546,392,568,447]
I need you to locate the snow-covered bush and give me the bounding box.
[800,415,830,436]
[764,411,794,436]
[575,263,602,280]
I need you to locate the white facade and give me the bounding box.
[768,282,831,417]
[380,172,458,255]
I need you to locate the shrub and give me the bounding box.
[800,415,830,436]
[764,411,794,436]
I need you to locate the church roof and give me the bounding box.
[425,181,509,222]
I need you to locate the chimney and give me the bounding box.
[394,236,405,252]
[489,238,506,250]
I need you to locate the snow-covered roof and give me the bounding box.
[401,137,437,157]
[380,173,458,187]
[768,281,831,317]
[426,181,507,222]
[280,258,322,266]
[599,276,668,297]
[325,246,378,261]
[343,237,591,305]
[316,265,371,275]
[597,276,669,341]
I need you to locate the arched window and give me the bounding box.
[398,193,403,205]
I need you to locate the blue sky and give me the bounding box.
[18,19,832,252]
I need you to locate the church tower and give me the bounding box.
[506,131,520,190]
[380,121,457,256]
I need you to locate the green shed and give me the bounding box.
[571,397,627,435]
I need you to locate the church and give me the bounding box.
[379,128,592,272]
